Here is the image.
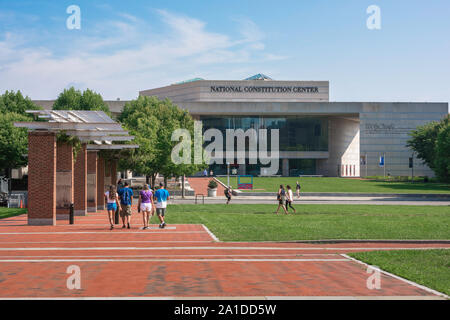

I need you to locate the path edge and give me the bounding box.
[341,253,450,300]
[202,224,220,242]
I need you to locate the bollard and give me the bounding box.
[69,203,74,225]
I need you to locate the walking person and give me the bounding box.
[138,184,154,230]
[117,178,124,191]
[224,186,232,204]
[296,180,301,198]
[118,182,133,229]
[286,185,296,213]
[104,185,121,230]
[154,182,170,228]
[275,184,288,215]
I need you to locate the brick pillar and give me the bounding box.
[74,144,87,216]
[97,156,105,210]
[28,131,56,225]
[111,159,118,186]
[56,142,74,220]
[104,159,111,189]
[87,151,97,212]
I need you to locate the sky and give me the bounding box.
[0,0,449,104]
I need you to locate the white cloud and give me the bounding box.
[0,10,285,99]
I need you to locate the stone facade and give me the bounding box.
[32,80,448,177]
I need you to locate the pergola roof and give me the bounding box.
[15,110,138,150]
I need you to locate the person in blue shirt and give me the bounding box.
[154,182,170,228]
[118,182,134,229]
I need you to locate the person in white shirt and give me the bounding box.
[286,185,296,213]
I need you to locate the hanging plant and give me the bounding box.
[56,132,82,160]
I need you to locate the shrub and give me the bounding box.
[208,179,218,189]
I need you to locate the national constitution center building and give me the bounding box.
[38,74,449,177]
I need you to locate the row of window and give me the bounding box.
[200,116,328,152]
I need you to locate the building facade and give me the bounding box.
[35,75,448,177]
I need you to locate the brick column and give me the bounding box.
[87,151,98,212]
[97,156,105,210]
[111,159,118,186]
[74,144,87,216]
[28,131,56,226]
[56,142,74,220]
[104,159,111,189]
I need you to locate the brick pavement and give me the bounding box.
[0,212,448,299]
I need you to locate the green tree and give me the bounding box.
[434,124,450,182]
[53,87,110,115]
[0,113,30,174]
[0,90,42,177]
[118,96,206,185]
[0,90,41,114]
[407,115,450,181]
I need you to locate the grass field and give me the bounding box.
[148,204,450,241]
[217,176,450,194]
[4,204,449,241]
[349,250,450,296]
[0,207,27,220]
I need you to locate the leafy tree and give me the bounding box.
[0,90,41,114]
[434,124,450,182]
[0,90,42,177]
[0,113,30,174]
[118,96,207,185]
[53,87,110,115]
[407,115,450,181]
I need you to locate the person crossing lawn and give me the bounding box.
[286,185,296,213]
[118,182,133,229]
[154,182,170,228]
[275,184,289,215]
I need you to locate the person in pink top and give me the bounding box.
[138,184,155,230]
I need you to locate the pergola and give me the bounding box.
[15,110,138,225]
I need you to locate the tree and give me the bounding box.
[0,113,30,174]
[434,124,450,182]
[118,96,207,185]
[0,90,42,177]
[53,87,111,115]
[407,115,450,181]
[0,90,41,115]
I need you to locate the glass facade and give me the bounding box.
[200,116,328,152]
[200,116,328,176]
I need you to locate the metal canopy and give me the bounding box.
[86,144,139,150]
[15,110,138,150]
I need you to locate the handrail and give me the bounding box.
[195,194,205,205]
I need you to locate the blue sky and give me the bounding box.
[0,0,449,103]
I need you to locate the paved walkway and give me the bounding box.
[0,212,448,299]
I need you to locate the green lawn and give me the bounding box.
[150,204,450,241]
[0,207,27,219]
[349,250,450,296]
[218,176,450,194]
